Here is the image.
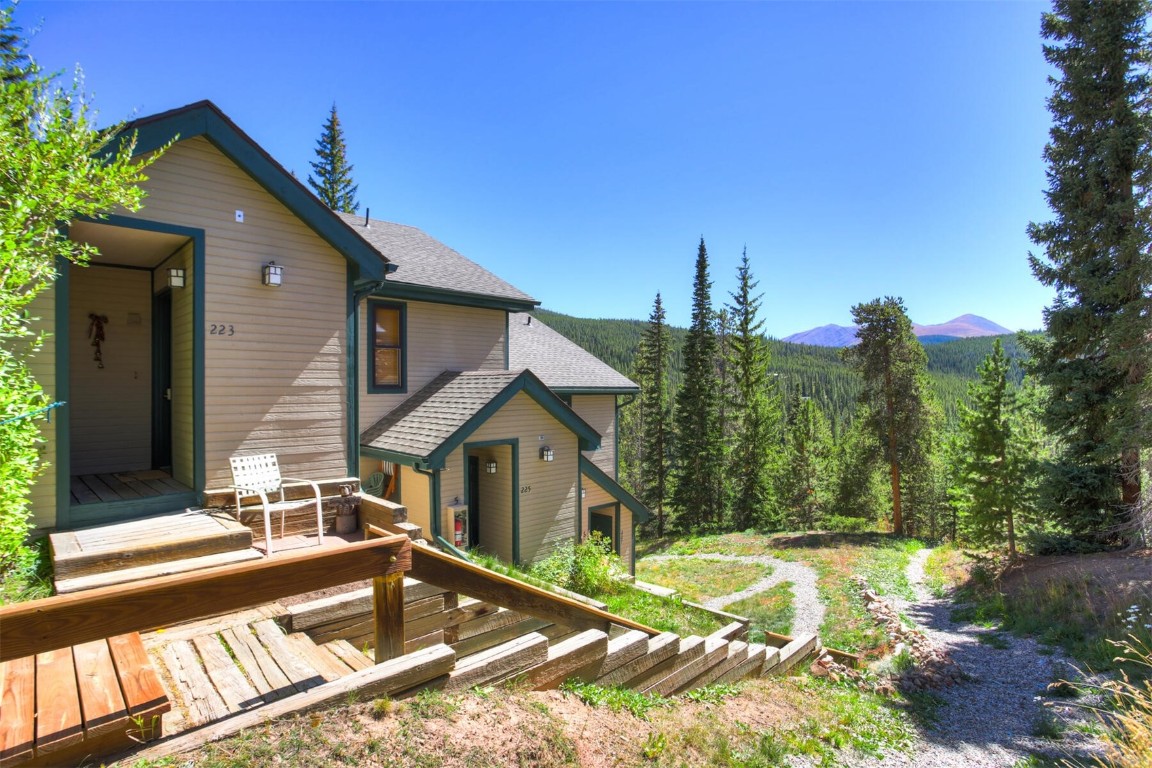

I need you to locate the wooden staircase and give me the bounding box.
[280,574,822,700]
[50,511,259,594]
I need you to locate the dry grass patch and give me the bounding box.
[635,558,769,603]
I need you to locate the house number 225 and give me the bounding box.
[209,324,236,336]
[520,485,532,495]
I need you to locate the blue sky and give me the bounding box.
[17,0,1055,337]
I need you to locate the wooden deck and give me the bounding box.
[69,470,191,505]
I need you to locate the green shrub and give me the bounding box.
[530,532,623,596]
[822,515,877,533]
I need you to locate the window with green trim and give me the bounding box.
[369,301,406,392]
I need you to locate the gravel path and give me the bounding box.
[841,547,1106,768]
[642,553,825,637]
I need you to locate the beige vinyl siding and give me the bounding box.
[461,444,514,561]
[441,393,578,565]
[397,464,431,535]
[580,480,614,537]
[27,287,57,531]
[69,266,152,475]
[124,138,349,487]
[359,300,506,428]
[572,395,616,477]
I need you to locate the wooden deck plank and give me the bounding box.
[72,639,130,739]
[282,633,352,682]
[251,619,326,693]
[219,628,275,702]
[35,646,84,755]
[143,606,283,648]
[78,474,121,503]
[192,635,262,713]
[70,477,100,505]
[160,640,230,728]
[324,640,374,672]
[0,656,35,768]
[97,473,144,500]
[119,477,159,498]
[221,626,296,703]
[107,633,170,716]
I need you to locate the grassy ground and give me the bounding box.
[634,557,768,603]
[116,676,917,768]
[0,538,52,605]
[725,582,795,641]
[640,531,922,657]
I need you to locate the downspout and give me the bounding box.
[413,463,441,540]
[348,279,388,477]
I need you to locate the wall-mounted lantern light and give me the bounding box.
[168,267,185,289]
[580,488,586,499]
[540,446,554,462]
[485,459,498,474]
[262,261,284,287]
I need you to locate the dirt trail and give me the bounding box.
[841,548,1105,768]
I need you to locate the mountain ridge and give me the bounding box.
[783,314,1012,347]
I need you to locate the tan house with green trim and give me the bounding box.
[28,101,649,570]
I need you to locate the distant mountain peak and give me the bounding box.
[783,314,1012,347]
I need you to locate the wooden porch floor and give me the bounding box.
[70,470,192,505]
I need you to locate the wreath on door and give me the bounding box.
[88,313,108,368]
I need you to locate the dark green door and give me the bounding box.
[590,509,615,552]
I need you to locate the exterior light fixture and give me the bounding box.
[262,261,284,286]
[540,446,554,462]
[580,488,586,499]
[485,459,498,474]
[168,267,185,289]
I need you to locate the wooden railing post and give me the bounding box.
[373,572,405,663]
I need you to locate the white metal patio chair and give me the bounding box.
[229,453,324,555]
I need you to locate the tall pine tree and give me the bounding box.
[780,393,833,531]
[726,249,780,530]
[308,104,359,214]
[1025,0,1151,542]
[635,293,673,537]
[841,297,934,536]
[952,339,1041,556]
[671,238,725,531]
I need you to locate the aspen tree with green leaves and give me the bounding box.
[0,3,161,570]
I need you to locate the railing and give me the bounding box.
[363,524,659,638]
[0,534,413,663]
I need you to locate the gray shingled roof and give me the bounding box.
[361,370,520,459]
[336,212,537,305]
[508,313,638,393]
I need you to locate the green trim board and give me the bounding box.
[579,455,652,524]
[366,299,407,393]
[588,502,621,555]
[345,265,359,476]
[53,252,72,529]
[464,438,520,564]
[371,281,537,313]
[118,101,390,281]
[59,215,207,526]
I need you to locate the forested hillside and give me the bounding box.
[531,308,1029,429]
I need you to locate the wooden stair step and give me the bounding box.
[633,635,708,693]
[55,549,263,594]
[681,640,750,691]
[653,635,729,696]
[517,629,608,690]
[443,632,549,692]
[772,633,819,675]
[716,643,769,685]
[51,512,253,581]
[594,632,679,687]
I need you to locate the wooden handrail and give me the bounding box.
[0,535,412,662]
[407,542,660,637]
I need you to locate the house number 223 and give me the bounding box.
[209,324,236,336]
